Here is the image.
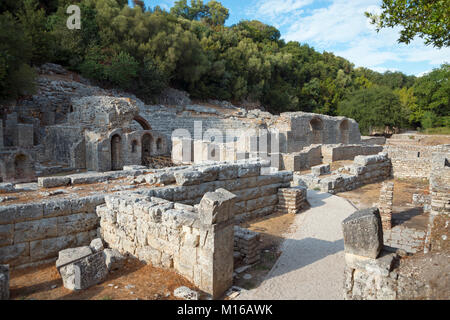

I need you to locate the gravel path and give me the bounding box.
[238,190,357,300]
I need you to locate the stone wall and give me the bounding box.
[382,143,447,179]
[424,146,450,253]
[321,144,383,163]
[0,195,103,268]
[294,153,392,194]
[383,225,426,254]
[378,182,394,230]
[234,226,261,265]
[281,145,322,171]
[98,189,236,298]
[360,136,386,145]
[276,187,307,214]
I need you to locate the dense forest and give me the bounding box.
[0,0,448,134]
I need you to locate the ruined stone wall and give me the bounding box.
[234,226,261,265]
[383,226,426,254]
[0,195,103,269]
[281,145,322,171]
[321,144,383,163]
[424,146,450,253]
[294,153,392,194]
[98,190,235,298]
[383,143,444,179]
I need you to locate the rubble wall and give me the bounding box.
[322,144,383,163]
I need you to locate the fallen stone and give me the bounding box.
[243,274,252,280]
[59,251,108,291]
[89,238,104,253]
[103,248,126,271]
[174,286,199,300]
[342,207,383,259]
[56,246,93,269]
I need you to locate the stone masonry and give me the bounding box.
[276,187,307,215]
[379,182,394,230]
[234,226,261,265]
[98,189,236,299]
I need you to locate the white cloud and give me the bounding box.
[249,0,450,74]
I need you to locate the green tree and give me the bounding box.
[366,0,450,48]
[0,12,36,101]
[338,86,405,134]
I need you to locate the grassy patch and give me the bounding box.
[100,295,113,300]
[421,127,450,135]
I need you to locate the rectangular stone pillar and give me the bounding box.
[379,182,394,230]
[277,187,307,214]
[198,188,236,299]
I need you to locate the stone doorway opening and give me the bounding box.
[111,134,122,170]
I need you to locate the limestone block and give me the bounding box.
[59,251,108,291]
[56,246,93,269]
[237,162,261,178]
[103,248,125,271]
[38,176,71,188]
[30,235,77,262]
[0,243,30,266]
[342,208,383,259]
[14,218,58,243]
[57,213,99,236]
[0,265,9,300]
[89,238,104,252]
[43,198,72,218]
[145,172,176,186]
[15,203,44,223]
[198,188,237,225]
[311,163,331,176]
[0,224,13,246]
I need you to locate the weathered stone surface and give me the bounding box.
[342,208,383,259]
[198,188,237,224]
[59,251,108,290]
[89,238,104,252]
[0,264,9,300]
[173,286,199,300]
[103,248,125,271]
[38,176,71,188]
[56,246,93,269]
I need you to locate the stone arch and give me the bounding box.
[133,115,151,130]
[309,117,323,144]
[111,134,122,170]
[141,133,153,164]
[339,119,350,144]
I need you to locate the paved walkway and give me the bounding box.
[238,190,357,300]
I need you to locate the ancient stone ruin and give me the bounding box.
[0,64,448,300]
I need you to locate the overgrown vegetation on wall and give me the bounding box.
[0,0,448,134]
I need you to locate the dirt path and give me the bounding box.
[238,190,356,300]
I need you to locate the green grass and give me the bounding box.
[100,295,113,300]
[421,127,450,135]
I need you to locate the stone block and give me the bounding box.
[311,163,331,176]
[0,265,9,300]
[198,188,236,225]
[38,176,71,188]
[56,246,93,269]
[89,238,104,252]
[342,207,383,259]
[59,251,108,290]
[103,248,125,271]
[14,218,58,243]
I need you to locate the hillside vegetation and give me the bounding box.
[0,0,448,134]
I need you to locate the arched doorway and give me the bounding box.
[111,134,122,170]
[141,133,153,165]
[310,117,323,144]
[339,120,349,144]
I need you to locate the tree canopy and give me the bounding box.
[0,0,448,133]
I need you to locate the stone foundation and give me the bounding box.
[276,187,307,214]
[234,227,261,265]
[378,182,394,230]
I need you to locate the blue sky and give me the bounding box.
[132,0,449,76]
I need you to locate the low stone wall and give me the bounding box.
[360,136,386,145]
[379,182,394,230]
[276,187,307,214]
[294,153,392,194]
[2,159,292,269]
[98,189,235,298]
[234,226,261,265]
[0,195,103,268]
[281,145,322,171]
[321,144,383,163]
[383,225,426,254]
